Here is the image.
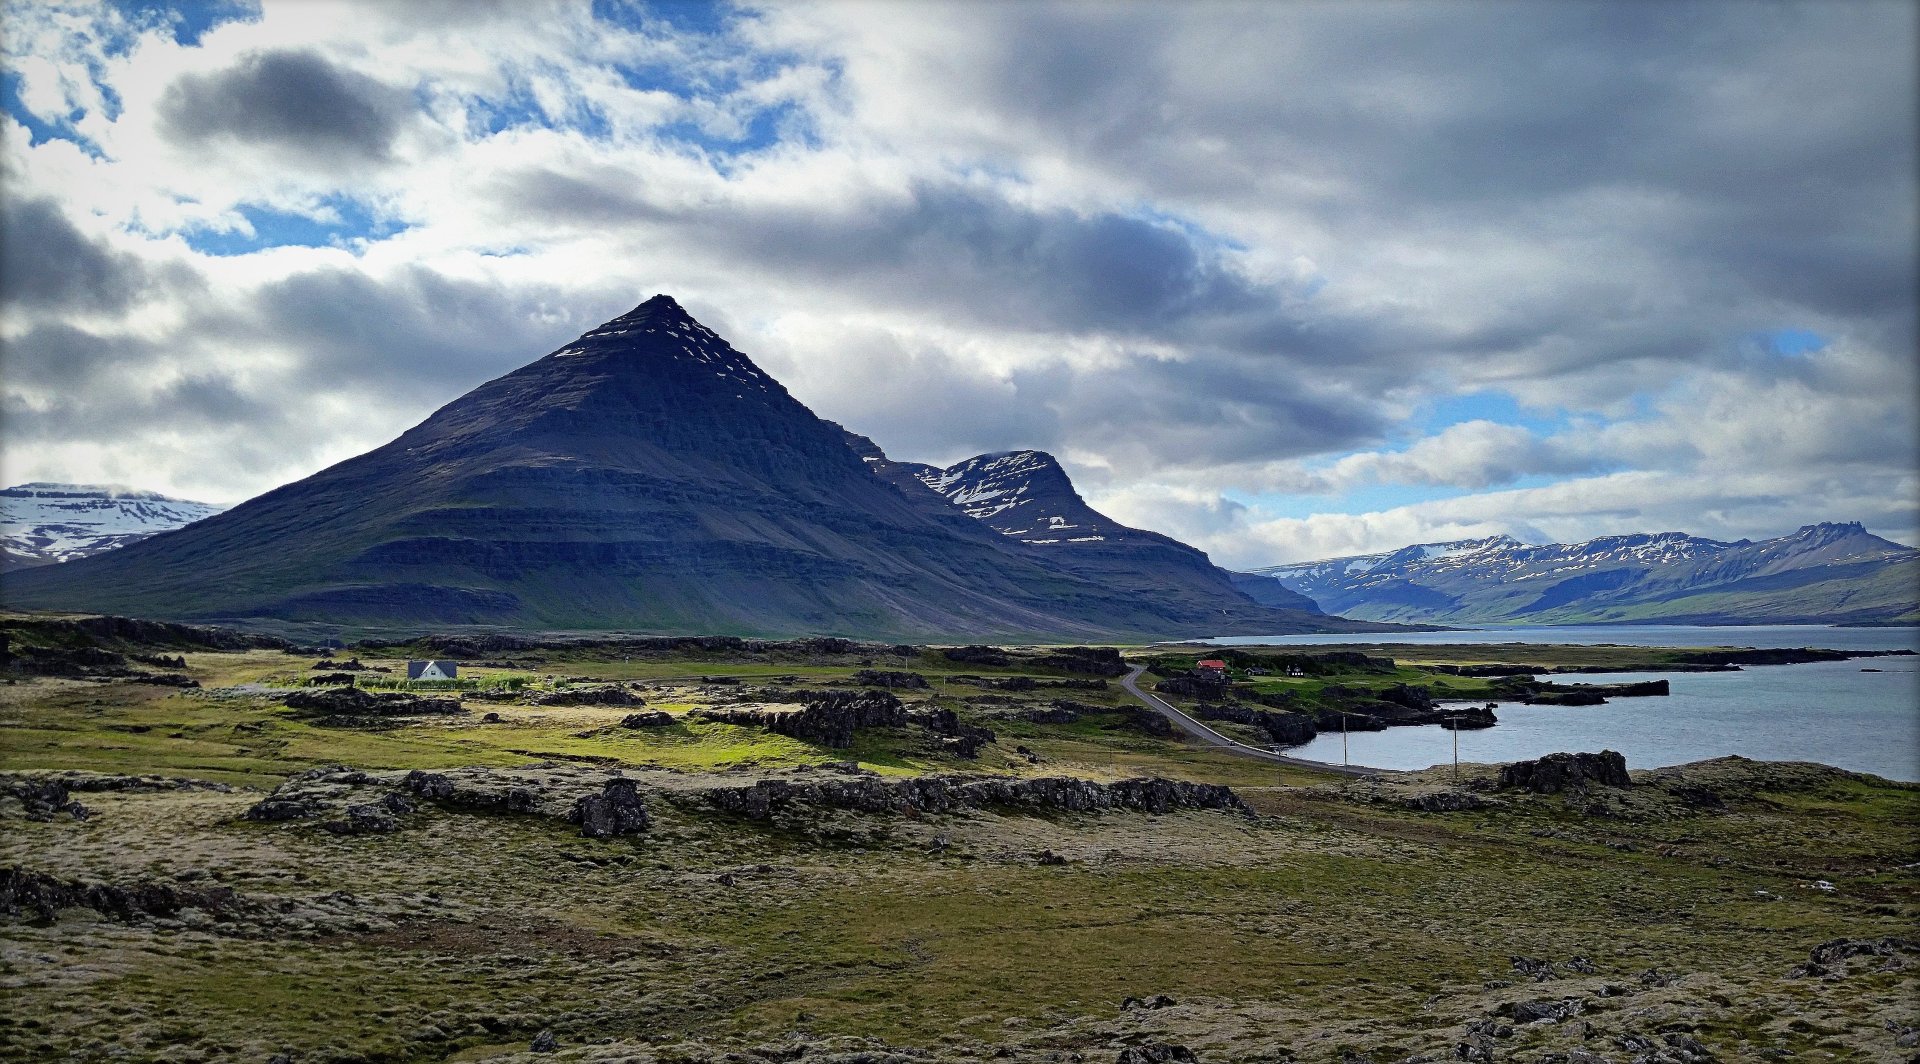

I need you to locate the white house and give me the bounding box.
[407,660,458,681]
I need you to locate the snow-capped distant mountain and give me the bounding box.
[913,450,1125,545]
[837,433,1333,621]
[1248,523,1919,625]
[1,483,224,571]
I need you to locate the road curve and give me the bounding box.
[1120,665,1391,778]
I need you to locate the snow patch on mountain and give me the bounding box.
[1250,522,1917,625]
[2,483,224,569]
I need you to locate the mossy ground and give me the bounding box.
[3,641,1916,1063]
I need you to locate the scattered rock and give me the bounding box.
[530,1029,558,1053]
[1120,994,1176,1010]
[1116,1044,1195,1064]
[1505,998,1581,1024]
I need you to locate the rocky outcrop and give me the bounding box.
[1786,936,1920,979]
[618,710,676,728]
[1154,674,1230,700]
[1033,647,1128,677]
[243,765,652,840]
[944,645,1012,667]
[906,706,996,758]
[401,769,538,813]
[1498,751,1631,793]
[1,777,90,820]
[694,690,908,747]
[531,684,642,706]
[282,687,464,722]
[694,773,1250,820]
[568,779,650,838]
[849,670,930,689]
[1441,705,1499,730]
[1493,678,1670,705]
[1191,702,1317,746]
[1,865,256,924]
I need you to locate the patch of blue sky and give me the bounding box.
[1412,390,1569,436]
[595,0,736,39]
[1227,482,1480,521]
[180,197,405,257]
[0,71,101,155]
[1753,328,1827,357]
[110,0,256,47]
[1132,205,1250,255]
[654,99,806,160]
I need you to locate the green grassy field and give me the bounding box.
[3,626,1915,1063]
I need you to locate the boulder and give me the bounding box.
[569,778,650,838]
[1498,751,1630,793]
[1504,998,1581,1024]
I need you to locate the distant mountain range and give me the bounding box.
[1250,524,1920,626]
[1,484,223,572]
[1,296,1373,641]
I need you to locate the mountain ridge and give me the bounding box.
[2,296,1370,640]
[1,483,224,572]
[1251,522,1920,625]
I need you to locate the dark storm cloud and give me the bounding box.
[1049,351,1389,469]
[889,1,1915,368]
[0,198,150,313]
[157,50,413,164]
[0,322,155,388]
[224,265,631,391]
[3,371,271,442]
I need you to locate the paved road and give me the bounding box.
[1119,665,1391,778]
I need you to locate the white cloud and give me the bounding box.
[0,0,1912,566]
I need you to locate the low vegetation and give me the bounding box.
[2,616,1915,1063]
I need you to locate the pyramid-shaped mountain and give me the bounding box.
[2,296,1357,639]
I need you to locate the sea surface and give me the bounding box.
[1206,625,1920,782]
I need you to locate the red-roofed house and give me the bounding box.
[1196,659,1228,678]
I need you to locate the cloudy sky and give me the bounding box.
[2,0,1915,567]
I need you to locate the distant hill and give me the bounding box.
[1,484,223,572]
[1249,523,1920,626]
[1,296,1369,641]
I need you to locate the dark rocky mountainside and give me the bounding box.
[848,437,1326,620]
[2,296,1360,640]
[1252,523,1920,625]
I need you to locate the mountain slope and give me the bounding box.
[1252,524,1920,625]
[1,484,224,571]
[2,296,1357,640]
[894,446,1326,617]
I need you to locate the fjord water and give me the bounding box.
[1215,625,1920,781]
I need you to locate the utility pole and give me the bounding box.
[1341,710,1349,767]
[1445,712,1462,782]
